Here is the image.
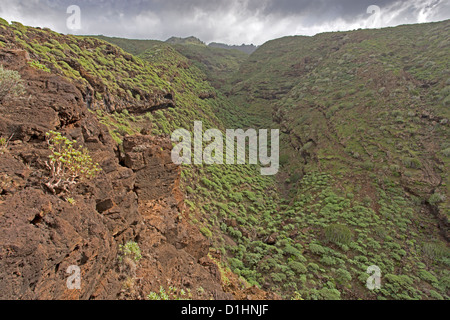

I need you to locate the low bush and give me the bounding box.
[45,131,101,193]
[429,193,445,205]
[0,65,25,103]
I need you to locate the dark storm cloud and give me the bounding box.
[258,0,395,16]
[0,0,449,45]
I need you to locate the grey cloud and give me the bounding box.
[0,0,449,45]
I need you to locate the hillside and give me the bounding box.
[166,36,205,46]
[93,35,163,56]
[168,42,249,90]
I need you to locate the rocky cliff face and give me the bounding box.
[0,48,274,300]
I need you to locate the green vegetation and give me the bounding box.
[324,224,353,245]
[429,193,446,205]
[66,197,76,205]
[0,18,9,27]
[118,241,142,263]
[0,136,7,154]
[45,131,101,193]
[147,286,192,300]
[28,60,51,72]
[0,65,25,103]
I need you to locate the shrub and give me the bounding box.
[317,288,341,300]
[200,226,213,239]
[0,136,9,154]
[429,193,445,205]
[362,161,375,171]
[333,91,346,100]
[324,224,353,245]
[229,258,244,271]
[45,131,102,193]
[442,148,450,157]
[418,270,438,284]
[284,244,302,257]
[429,290,444,300]
[271,273,287,283]
[289,172,302,184]
[321,255,337,266]
[147,286,191,300]
[335,268,352,284]
[0,65,25,103]
[291,292,304,300]
[0,18,9,26]
[118,241,142,263]
[310,243,326,255]
[384,274,414,297]
[288,261,307,274]
[279,154,290,167]
[422,242,449,262]
[402,157,422,169]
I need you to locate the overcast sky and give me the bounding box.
[0,0,449,45]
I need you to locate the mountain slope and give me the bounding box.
[95,35,249,91]
[209,42,258,55]
[221,20,450,299]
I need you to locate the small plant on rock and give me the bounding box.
[118,241,142,263]
[0,137,7,154]
[147,286,192,300]
[45,131,101,193]
[66,197,76,205]
[28,60,51,73]
[0,134,15,155]
[118,241,142,282]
